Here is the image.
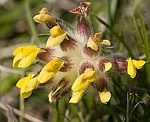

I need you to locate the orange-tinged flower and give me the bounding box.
[33,7,55,23]
[87,32,102,51]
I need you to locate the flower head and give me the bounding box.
[127,58,145,78]
[13,45,41,68]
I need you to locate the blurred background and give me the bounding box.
[0,0,150,122]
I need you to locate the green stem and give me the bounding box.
[53,99,66,122]
[24,0,40,44]
[90,12,134,58]
[126,91,129,122]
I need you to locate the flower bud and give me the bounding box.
[97,59,112,72]
[60,56,73,72]
[37,48,55,62]
[111,55,127,73]
[59,36,78,52]
[94,78,108,92]
[78,60,94,75]
[77,16,91,36]
[48,80,69,102]
[83,44,99,58]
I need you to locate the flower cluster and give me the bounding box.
[13,2,145,104]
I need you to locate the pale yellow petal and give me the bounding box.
[33,14,54,23]
[133,60,145,69]
[127,58,137,78]
[99,91,111,104]
[69,90,84,104]
[46,33,67,47]
[100,40,111,46]
[104,62,112,72]
[87,37,98,51]
[50,25,65,37]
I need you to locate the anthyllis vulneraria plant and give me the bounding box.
[13,2,145,104]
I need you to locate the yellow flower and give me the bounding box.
[16,73,38,98]
[13,45,41,68]
[69,90,84,104]
[38,58,64,83]
[46,25,67,47]
[70,69,95,103]
[127,58,145,78]
[99,89,111,104]
[33,7,55,23]
[72,69,95,92]
[87,32,102,51]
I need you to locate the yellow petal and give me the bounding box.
[83,69,95,78]
[12,52,23,68]
[72,74,90,92]
[20,91,32,98]
[46,33,67,47]
[69,90,84,104]
[24,77,38,92]
[72,69,95,92]
[16,73,33,88]
[45,58,64,71]
[38,58,64,83]
[87,37,98,51]
[99,91,111,104]
[104,62,112,72]
[38,70,56,83]
[33,14,54,23]
[133,60,145,69]
[50,25,65,37]
[127,58,137,78]
[18,50,39,68]
[13,46,24,56]
[22,45,40,56]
